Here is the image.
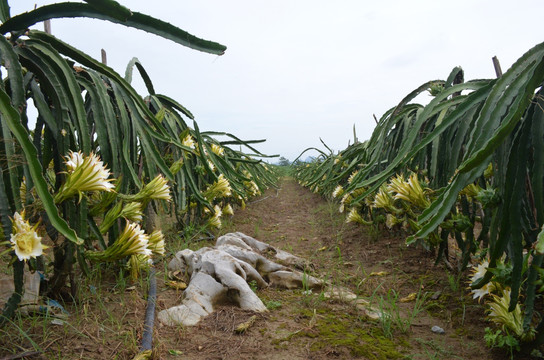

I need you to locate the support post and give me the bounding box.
[101,49,107,65]
[44,19,51,34]
[492,56,503,78]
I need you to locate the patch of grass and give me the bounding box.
[282,243,293,253]
[335,245,343,263]
[425,299,448,319]
[370,283,429,338]
[301,271,310,293]
[366,223,382,243]
[0,265,144,358]
[265,300,282,310]
[447,272,462,293]
[409,338,465,360]
[0,314,44,355]
[248,279,258,293]
[220,217,234,233]
[283,307,407,359]
[253,218,263,238]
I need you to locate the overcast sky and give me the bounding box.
[11,1,544,161]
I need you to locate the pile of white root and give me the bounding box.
[158,232,376,326]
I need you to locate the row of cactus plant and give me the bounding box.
[294,41,544,350]
[0,0,276,322]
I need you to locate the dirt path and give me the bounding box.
[156,178,511,360]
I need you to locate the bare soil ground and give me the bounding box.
[0,178,533,359]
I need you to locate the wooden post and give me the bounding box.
[101,49,107,65]
[452,69,464,97]
[44,19,51,34]
[492,56,503,78]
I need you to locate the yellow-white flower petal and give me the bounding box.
[332,185,344,199]
[148,230,165,256]
[55,151,115,203]
[182,134,195,149]
[138,174,171,202]
[223,203,234,216]
[348,170,358,184]
[10,212,47,261]
[211,143,225,156]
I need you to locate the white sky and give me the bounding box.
[11,1,544,161]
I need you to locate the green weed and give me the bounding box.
[484,327,520,360]
[371,283,429,338]
[266,300,282,310]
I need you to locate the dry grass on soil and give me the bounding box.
[0,178,534,359]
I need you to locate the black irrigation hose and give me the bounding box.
[141,267,157,352]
